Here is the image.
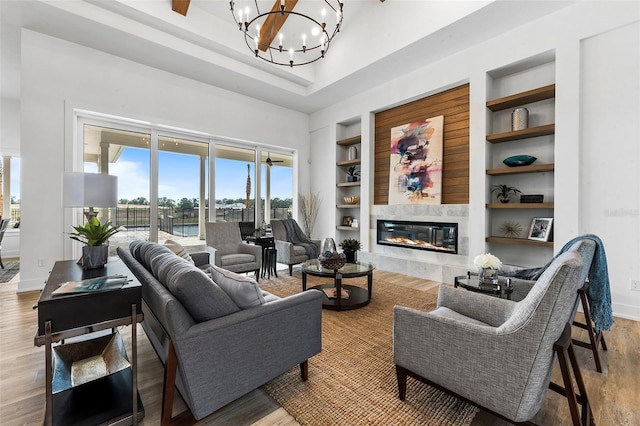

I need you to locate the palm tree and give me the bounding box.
[245,164,251,209]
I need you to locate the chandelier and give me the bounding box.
[230,0,344,67]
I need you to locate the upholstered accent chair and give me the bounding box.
[205,222,262,280]
[505,238,608,373]
[270,219,321,275]
[0,219,10,269]
[394,251,594,425]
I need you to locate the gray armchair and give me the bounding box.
[271,219,321,275]
[394,250,593,424]
[205,221,261,280]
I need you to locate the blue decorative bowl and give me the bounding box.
[503,155,537,167]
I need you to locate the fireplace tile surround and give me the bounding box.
[359,204,470,284]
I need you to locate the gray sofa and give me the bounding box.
[117,241,323,425]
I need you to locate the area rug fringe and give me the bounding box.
[260,272,478,425]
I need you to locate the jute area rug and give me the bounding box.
[259,271,478,426]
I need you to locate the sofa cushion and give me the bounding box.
[143,244,173,268]
[293,245,307,256]
[209,265,265,309]
[164,239,195,265]
[150,252,189,286]
[220,253,256,268]
[166,265,239,322]
[129,240,145,261]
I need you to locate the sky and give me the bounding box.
[85,147,293,203]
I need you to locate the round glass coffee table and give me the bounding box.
[301,259,375,311]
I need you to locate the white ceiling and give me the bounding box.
[1,0,576,113]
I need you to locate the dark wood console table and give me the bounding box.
[34,257,144,425]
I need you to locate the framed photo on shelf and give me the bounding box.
[342,216,353,227]
[528,218,553,242]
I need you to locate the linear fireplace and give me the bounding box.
[377,219,458,254]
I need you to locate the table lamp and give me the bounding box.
[63,172,118,219]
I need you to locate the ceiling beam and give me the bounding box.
[258,0,298,52]
[172,0,191,16]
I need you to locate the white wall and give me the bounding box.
[19,30,310,291]
[580,21,640,320]
[309,1,640,320]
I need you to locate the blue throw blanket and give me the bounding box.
[503,234,614,332]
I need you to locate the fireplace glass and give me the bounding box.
[377,219,458,254]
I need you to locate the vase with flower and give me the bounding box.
[473,253,502,284]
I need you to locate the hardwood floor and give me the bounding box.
[1,270,638,425]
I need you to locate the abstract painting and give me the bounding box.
[388,115,444,204]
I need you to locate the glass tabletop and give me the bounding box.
[302,259,375,275]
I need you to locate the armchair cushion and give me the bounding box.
[164,239,195,265]
[209,265,265,309]
[166,265,239,322]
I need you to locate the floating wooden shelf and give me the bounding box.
[336,226,360,231]
[487,124,555,144]
[336,135,361,146]
[486,84,556,112]
[486,163,554,175]
[337,182,361,187]
[337,159,361,167]
[486,203,554,209]
[336,204,360,209]
[486,236,554,248]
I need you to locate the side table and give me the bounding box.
[34,257,144,425]
[454,273,513,300]
[247,236,278,279]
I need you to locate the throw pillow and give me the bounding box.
[166,266,239,322]
[164,239,195,265]
[209,265,265,309]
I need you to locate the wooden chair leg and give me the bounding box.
[572,287,608,373]
[300,360,308,381]
[289,265,293,276]
[551,323,595,426]
[161,341,197,426]
[395,365,408,401]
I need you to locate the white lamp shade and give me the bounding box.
[63,172,118,208]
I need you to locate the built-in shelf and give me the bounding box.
[487,164,554,175]
[336,226,360,231]
[337,204,360,209]
[336,135,361,146]
[337,159,361,167]
[337,182,361,187]
[486,236,554,248]
[487,124,555,144]
[486,203,554,209]
[486,84,556,112]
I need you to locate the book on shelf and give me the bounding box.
[323,287,350,299]
[52,275,128,296]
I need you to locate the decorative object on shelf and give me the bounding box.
[342,216,353,227]
[491,184,522,203]
[63,172,120,270]
[473,253,502,284]
[348,145,358,160]
[511,107,529,131]
[339,238,361,263]
[343,196,360,205]
[503,154,537,167]
[500,221,523,238]
[351,219,359,228]
[520,194,544,203]
[346,165,360,182]
[389,116,444,205]
[528,217,553,242]
[229,0,344,67]
[298,191,321,237]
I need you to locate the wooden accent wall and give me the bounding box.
[374,83,469,205]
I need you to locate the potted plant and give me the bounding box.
[69,216,121,269]
[339,238,362,263]
[346,166,361,182]
[491,184,521,203]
